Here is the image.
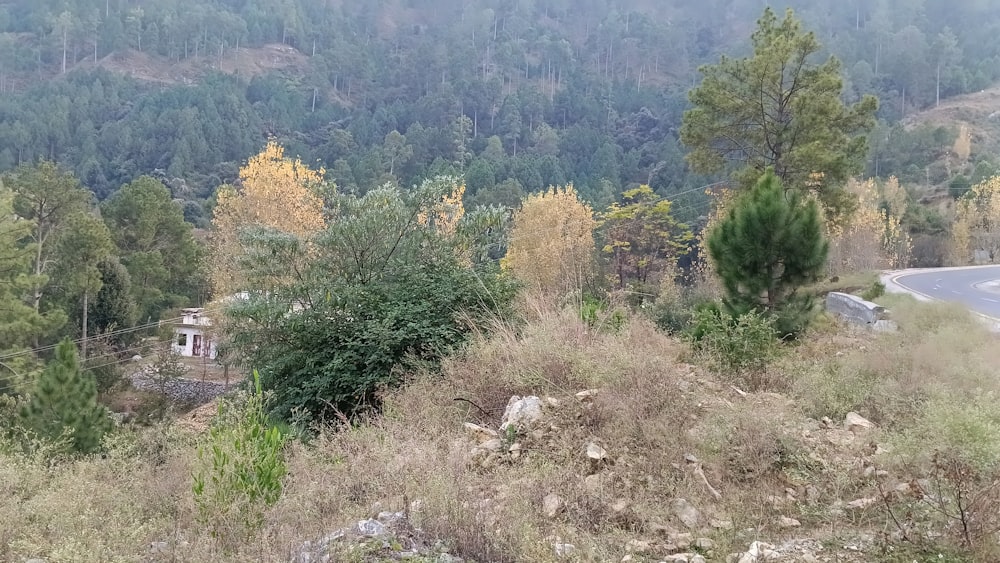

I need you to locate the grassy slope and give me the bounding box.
[3,296,1000,562]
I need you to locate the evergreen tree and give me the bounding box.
[681,7,878,208]
[707,170,828,335]
[19,339,111,454]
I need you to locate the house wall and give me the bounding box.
[172,327,217,359]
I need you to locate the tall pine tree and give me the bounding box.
[707,170,828,335]
[19,339,111,454]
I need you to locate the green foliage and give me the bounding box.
[600,185,693,291]
[707,170,829,336]
[18,339,112,454]
[681,7,877,206]
[87,259,139,350]
[687,307,781,390]
[862,280,887,301]
[224,178,517,422]
[101,176,204,320]
[192,372,287,543]
[580,296,627,333]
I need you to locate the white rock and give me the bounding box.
[737,541,775,563]
[554,542,576,557]
[575,389,600,402]
[545,397,560,408]
[356,519,386,537]
[695,537,715,550]
[671,498,702,529]
[542,493,565,518]
[500,395,544,431]
[149,541,169,553]
[131,354,143,362]
[670,532,693,549]
[586,442,608,462]
[662,555,692,562]
[479,438,504,452]
[690,555,708,563]
[844,412,874,433]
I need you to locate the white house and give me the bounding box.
[171,308,217,359]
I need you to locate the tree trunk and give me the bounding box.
[82,291,89,360]
[936,64,941,107]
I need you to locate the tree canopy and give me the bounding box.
[682,8,878,208]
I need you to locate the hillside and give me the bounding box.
[1,0,1000,222]
[4,295,1000,561]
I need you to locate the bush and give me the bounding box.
[687,306,782,390]
[861,280,886,301]
[192,372,287,546]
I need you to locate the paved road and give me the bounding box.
[890,266,1000,319]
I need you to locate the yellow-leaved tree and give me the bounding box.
[418,183,465,236]
[826,177,911,275]
[210,141,327,295]
[951,176,1000,265]
[503,186,596,296]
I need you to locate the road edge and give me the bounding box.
[881,266,1000,330]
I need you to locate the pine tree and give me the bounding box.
[19,339,111,454]
[707,170,828,335]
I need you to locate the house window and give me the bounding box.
[177,332,188,347]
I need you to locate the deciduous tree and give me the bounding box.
[210,141,326,296]
[600,185,692,290]
[503,185,597,296]
[951,176,1000,264]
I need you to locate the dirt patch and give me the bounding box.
[79,43,309,85]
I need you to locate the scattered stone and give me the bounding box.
[672,498,702,529]
[662,555,693,562]
[586,442,608,463]
[736,541,778,563]
[508,442,522,459]
[545,397,560,408]
[543,493,565,518]
[149,541,169,554]
[479,438,504,452]
[553,542,576,557]
[778,516,802,528]
[131,354,142,362]
[356,519,387,537]
[575,389,600,402]
[463,423,498,444]
[690,555,708,563]
[500,395,544,431]
[670,532,693,549]
[844,412,875,433]
[695,537,715,550]
[611,498,630,513]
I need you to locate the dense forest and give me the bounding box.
[0,0,999,224]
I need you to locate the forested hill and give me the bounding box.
[1,0,999,222]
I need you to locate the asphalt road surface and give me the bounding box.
[890,265,1000,320]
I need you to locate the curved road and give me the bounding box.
[889,265,1000,320]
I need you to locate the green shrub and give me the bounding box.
[861,280,886,301]
[687,306,781,389]
[192,371,287,545]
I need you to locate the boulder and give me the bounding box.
[500,395,544,432]
[844,412,875,433]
